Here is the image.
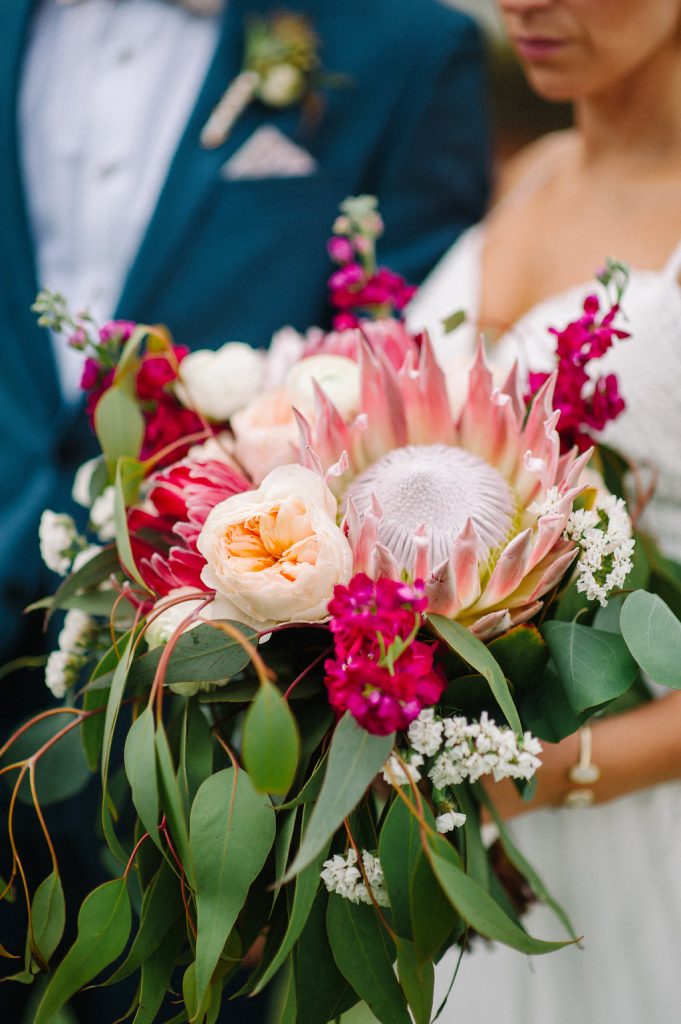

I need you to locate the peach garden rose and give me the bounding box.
[197,464,353,630]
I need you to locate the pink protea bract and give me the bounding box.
[301,336,589,641]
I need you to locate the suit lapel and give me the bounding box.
[116,3,250,320]
[0,0,61,415]
[115,0,319,323]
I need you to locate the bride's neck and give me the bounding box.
[574,48,681,172]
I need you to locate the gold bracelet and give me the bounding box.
[563,725,601,809]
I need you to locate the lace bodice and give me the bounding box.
[409,224,681,560]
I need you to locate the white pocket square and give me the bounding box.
[220,125,318,181]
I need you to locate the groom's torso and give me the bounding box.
[0,0,489,652]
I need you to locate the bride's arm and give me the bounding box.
[483,690,681,819]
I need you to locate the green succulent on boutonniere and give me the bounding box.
[201,11,342,147]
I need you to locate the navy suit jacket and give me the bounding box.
[0,0,489,659]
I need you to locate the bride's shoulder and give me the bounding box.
[491,129,578,207]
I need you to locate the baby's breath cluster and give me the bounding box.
[378,709,542,836]
[45,609,96,699]
[531,488,634,607]
[564,494,634,606]
[320,848,389,907]
[425,712,542,789]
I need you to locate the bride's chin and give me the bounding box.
[520,67,578,104]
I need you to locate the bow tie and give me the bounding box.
[58,0,224,15]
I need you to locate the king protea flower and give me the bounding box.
[297,335,590,641]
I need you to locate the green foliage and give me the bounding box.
[28,873,66,972]
[189,768,276,1009]
[252,802,328,993]
[33,879,132,1024]
[3,715,90,807]
[541,620,638,714]
[378,794,427,940]
[129,622,256,690]
[426,835,571,955]
[243,681,300,795]
[113,457,148,590]
[327,897,410,1024]
[285,714,394,881]
[94,384,144,465]
[620,591,681,687]
[295,891,358,1024]
[105,861,182,985]
[132,921,186,1024]
[429,614,522,732]
[124,708,161,850]
[395,940,434,1024]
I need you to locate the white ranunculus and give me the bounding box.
[197,464,352,630]
[285,354,361,422]
[176,343,265,422]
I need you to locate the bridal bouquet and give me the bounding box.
[3,198,681,1024]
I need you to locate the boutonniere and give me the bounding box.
[201,11,333,148]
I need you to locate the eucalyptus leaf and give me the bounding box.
[105,860,182,985]
[476,786,578,940]
[94,384,144,464]
[541,620,638,713]
[38,546,120,622]
[620,591,681,688]
[253,803,328,993]
[132,921,186,1024]
[488,625,548,695]
[180,700,214,804]
[114,458,149,590]
[428,615,522,732]
[378,794,431,940]
[129,622,256,690]
[427,836,570,955]
[284,714,393,881]
[395,939,434,1024]
[327,896,410,1024]
[243,681,300,795]
[33,879,132,1024]
[101,630,136,797]
[294,891,358,1024]
[409,855,457,966]
[190,768,275,1010]
[28,873,65,970]
[124,708,161,849]
[3,715,90,807]
[155,725,192,871]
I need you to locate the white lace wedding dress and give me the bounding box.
[407,227,681,1024]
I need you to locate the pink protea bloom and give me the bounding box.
[299,337,590,641]
[302,317,419,372]
[128,458,251,595]
[325,574,445,735]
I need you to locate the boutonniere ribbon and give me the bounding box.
[201,11,326,148]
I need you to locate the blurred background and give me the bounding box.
[449,0,572,163]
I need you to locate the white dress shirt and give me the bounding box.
[19,0,221,400]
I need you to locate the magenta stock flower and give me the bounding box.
[325,574,445,735]
[528,293,629,452]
